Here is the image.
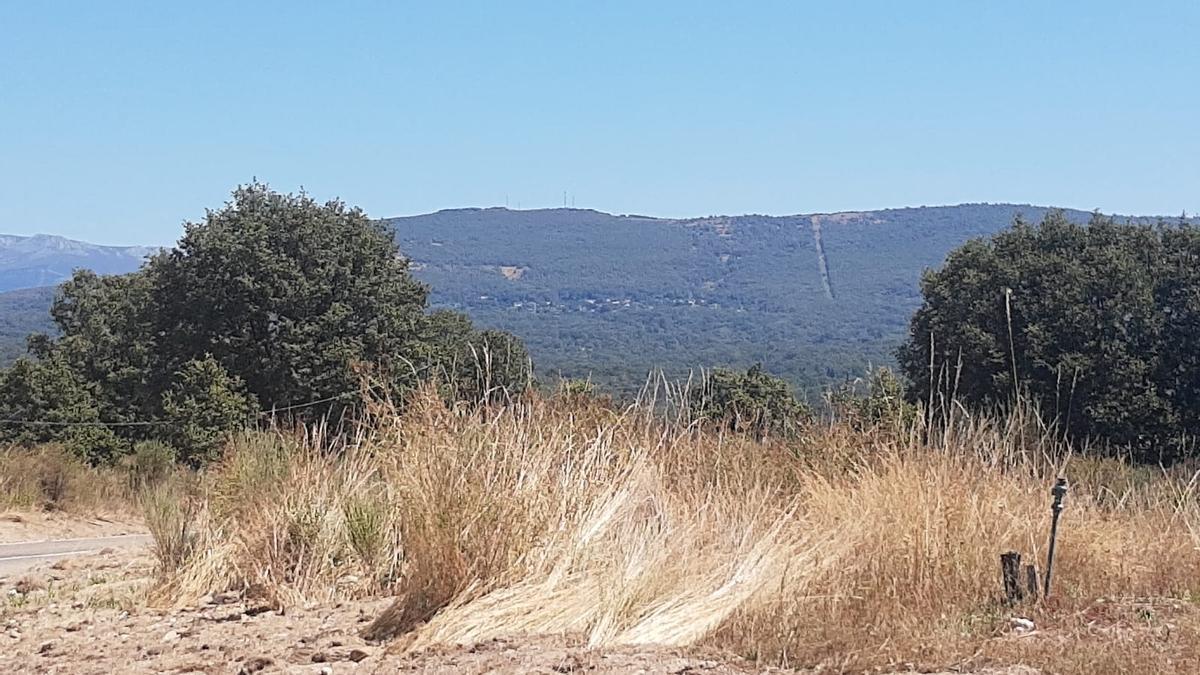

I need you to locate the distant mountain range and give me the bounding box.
[0,234,154,292]
[4,205,1195,393]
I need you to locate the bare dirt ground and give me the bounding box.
[0,544,787,674]
[0,510,144,543]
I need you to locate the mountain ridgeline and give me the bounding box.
[384,203,1193,394]
[0,235,155,364]
[0,234,155,292]
[3,204,1193,395]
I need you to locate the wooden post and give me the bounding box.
[1001,551,1023,604]
[1023,564,1039,601]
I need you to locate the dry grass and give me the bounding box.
[0,444,136,515]
[148,386,1200,673]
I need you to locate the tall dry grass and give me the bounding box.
[0,444,136,515]
[148,385,1200,672]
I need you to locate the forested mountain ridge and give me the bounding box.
[0,286,56,365]
[384,203,1196,394]
[3,204,1195,394]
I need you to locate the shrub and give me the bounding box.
[161,356,256,466]
[424,310,533,405]
[899,212,1200,462]
[0,444,130,512]
[122,440,177,493]
[690,364,811,438]
[143,480,199,575]
[0,356,126,464]
[827,367,919,430]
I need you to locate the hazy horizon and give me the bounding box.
[5,199,1198,248]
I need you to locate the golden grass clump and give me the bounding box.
[148,385,1200,672]
[0,444,135,514]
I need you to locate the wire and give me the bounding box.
[0,388,369,428]
[256,391,357,416]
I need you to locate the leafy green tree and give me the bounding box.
[121,440,177,492]
[0,183,532,462]
[146,184,431,417]
[691,364,811,438]
[421,309,477,384]
[423,311,533,403]
[898,212,1199,462]
[0,355,124,463]
[161,356,257,466]
[48,270,159,426]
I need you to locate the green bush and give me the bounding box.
[123,440,177,493]
[0,356,126,464]
[691,364,811,438]
[899,212,1200,463]
[828,367,919,430]
[423,310,532,405]
[162,356,256,466]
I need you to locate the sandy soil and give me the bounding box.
[0,511,145,543]
[0,547,789,674]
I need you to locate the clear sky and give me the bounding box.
[2,1,1197,245]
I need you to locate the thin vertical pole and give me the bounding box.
[1044,478,1068,597]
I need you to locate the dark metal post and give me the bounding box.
[1043,477,1068,598]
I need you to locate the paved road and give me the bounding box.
[0,534,151,576]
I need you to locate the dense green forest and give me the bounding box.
[4,204,1196,398]
[385,204,1196,395]
[0,286,55,364]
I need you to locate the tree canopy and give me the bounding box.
[0,183,532,463]
[898,211,1200,463]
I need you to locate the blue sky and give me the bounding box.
[2,1,1197,245]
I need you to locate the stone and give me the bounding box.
[237,656,273,674]
[1009,616,1036,634]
